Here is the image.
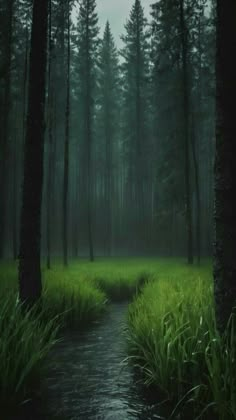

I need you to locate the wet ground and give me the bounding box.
[13,304,167,420]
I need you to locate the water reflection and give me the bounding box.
[13,304,167,420]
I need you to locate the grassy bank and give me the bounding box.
[2,257,233,419]
[0,296,59,411]
[0,257,152,409]
[0,257,154,323]
[127,262,236,419]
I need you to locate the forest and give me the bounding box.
[0,0,235,419]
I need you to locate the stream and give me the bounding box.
[15,303,166,420]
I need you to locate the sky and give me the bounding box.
[72,0,153,48]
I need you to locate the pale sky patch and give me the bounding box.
[72,0,154,48]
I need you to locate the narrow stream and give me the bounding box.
[17,303,166,420]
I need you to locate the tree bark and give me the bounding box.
[180,0,194,264]
[19,0,49,306]
[191,115,201,264]
[214,0,236,332]
[46,0,53,270]
[85,11,94,262]
[63,0,71,267]
[0,0,14,258]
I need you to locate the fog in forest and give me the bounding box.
[2,1,236,419]
[0,0,215,263]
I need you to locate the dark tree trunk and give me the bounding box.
[87,91,94,263]
[12,107,18,260]
[63,0,71,267]
[105,117,112,257]
[191,115,201,264]
[22,28,29,145]
[85,15,94,263]
[0,0,14,258]
[179,0,193,265]
[19,0,49,306]
[214,0,236,332]
[46,0,53,270]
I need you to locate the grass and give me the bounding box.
[127,261,236,419]
[0,257,154,410]
[0,257,167,323]
[0,295,59,410]
[1,257,235,419]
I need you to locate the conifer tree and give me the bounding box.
[214,0,236,332]
[19,0,49,305]
[77,0,99,261]
[120,0,150,251]
[96,21,120,255]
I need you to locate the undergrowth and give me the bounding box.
[127,263,236,419]
[0,295,59,410]
[0,257,152,409]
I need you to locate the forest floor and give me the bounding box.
[1,258,234,419]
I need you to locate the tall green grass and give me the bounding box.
[127,263,236,419]
[0,257,152,409]
[0,258,155,323]
[0,295,59,409]
[2,257,232,418]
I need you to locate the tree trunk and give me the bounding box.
[12,106,18,260]
[180,0,194,265]
[46,0,53,270]
[191,115,201,264]
[214,0,236,332]
[63,0,71,267]
[19,0,49,306]
[0,0,14,258]
[85,14,94,263]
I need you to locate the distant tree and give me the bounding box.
[19,0,49,305]
[62,0,71,266]
[190,0,214,263]
[179,0,193,264]
[150,0,214,260]
[150,0,185,255]
[214,0,236,331]
[77,0,99,261]
[96,21,120,255]
[120,0,150,252]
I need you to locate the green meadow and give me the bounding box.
[1,258,235,419]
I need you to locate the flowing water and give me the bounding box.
[14,303,167,420]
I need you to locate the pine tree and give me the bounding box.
[150,0,210,260]
[214,0,236,332]
[179,0,194,264]
[0,0,14,258]
[63,0,71,266]
[96,21,120,255]
[77,0,99,261]
[150,0,184,255]
[19,0,49,306]
[120,0,150,252]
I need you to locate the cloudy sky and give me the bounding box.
[73,0,153,48]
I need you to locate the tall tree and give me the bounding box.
[179,0,193,264]
[121,0,150,252]
[96,21,120,255]
[62,0,71,266]
[0,0,14,258]
[150,0,186,256]
[46,0,54,270]
[19,0,49,305]
[77,0,99,261]
[214,0,236,331]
